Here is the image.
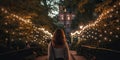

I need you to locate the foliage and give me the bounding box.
[0,0,57,55]
[74,0,120,50]
[71,0,97,30]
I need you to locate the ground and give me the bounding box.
[35,50,86,60]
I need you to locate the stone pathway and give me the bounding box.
[35,51,86,60]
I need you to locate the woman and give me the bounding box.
[48,29,70,60]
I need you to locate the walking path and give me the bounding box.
[35,50,86,60]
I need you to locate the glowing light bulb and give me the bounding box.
[26,41,28,43]
[110,9,113,11]
[11,39,14,42]
[110,32,113,35]
[12,32,15,35]
[92,32,94,34]
[4,10,8,13]
[104,24,107,27]
[116,11,118,14]
[98,40,101,43]
[5,30,8,33]
[92,36,94,38]
[116,20,119,22]
[99,34,102,37]
[117,27,120,30]
[79,26,83,29]
[82,35,84,38]
[1,8,5,12]
[109,39,111,42]
[19,38,21,40]
[95,33,97,35]
[104,37,107,40]
[104,31,107,33]
[113,5,116,7]
[109,15,112,17]
[5,38,8,41]
[5,22,8,25]
[95,37,97,40]
[34,40,36,42]
[115,35,118,38]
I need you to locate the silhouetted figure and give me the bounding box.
[48,29,70,60]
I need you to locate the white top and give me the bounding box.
[54,48,64,58]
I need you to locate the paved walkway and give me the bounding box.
[35,51,86,60]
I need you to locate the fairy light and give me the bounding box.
[98,40,101,43]
[5,38,8,41]
[104,31,107,33]
[1,8,4,11]
[86,36,89,38]
[34,40,36,42]
[5,30,8,33]
[109,39,111,42]
[95,37,97,40]
[4,22,8,25]
[104,24,107,27]
[0,7,53,46]
[70,2,120,47]
[26,41,28,43]
[104,37,107,41]
[113,5,116,7]
[115,35,119,38]
[109,15,112,17]
[92,32,94,34]
[116,11,118,14]
[12,32,15,35]
[92,36,94,38]
[117,27,120,30]
[116,20,119,22]
[95,32,97,35]
[19,38,21,40]
[109,32,113,35]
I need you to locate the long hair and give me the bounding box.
[52,29,66,47]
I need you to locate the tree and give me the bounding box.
[0,0,58,32]
[71,0,98,30]
[0,0,55,54]
[74,0,120,50]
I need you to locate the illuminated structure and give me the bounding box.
[58,0,75,42]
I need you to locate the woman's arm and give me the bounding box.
[64,43,70,60]
[48,42,54,60]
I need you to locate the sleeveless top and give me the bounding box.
[53,48,64,58]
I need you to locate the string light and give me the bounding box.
[104,37,107,41]
[104,31,107,33]
[99,34,102,37]
[5,38,8,41]
[0,7,52,49]
[4,22,8,25]
[5,30,8,33]
[109,32,113,35]
[115,35,119,38]
[98,40,101,43]
[116,20,119,22]
[116,11,118,14]
[70,2,120,46]
[113,5,116,7]
[117,27,120,30]
[109,39,111,42]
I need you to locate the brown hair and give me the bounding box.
[52,29,66,47]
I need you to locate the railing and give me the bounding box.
[77,45,120,60]
[0,48,35,60]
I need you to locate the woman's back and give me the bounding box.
[54,47,65,58]
[48,29,70,60]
